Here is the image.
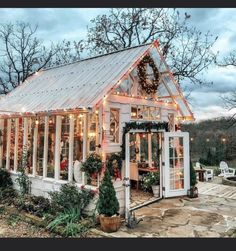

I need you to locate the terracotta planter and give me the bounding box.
[99,215,121,233]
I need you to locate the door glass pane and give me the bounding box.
[151,133,159,168]
[169,136,184,190]
[140,133,148,162]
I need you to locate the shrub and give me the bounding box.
[14,195,51,217]
[97,169,119,217]
[141,172,160,192]
[49,183,94,215]
[0,168,16,204]
[16,146,31,195]
[46,206,94,237]
[190,160,197,187]
[81,153,102,184]
[106,153,122,178]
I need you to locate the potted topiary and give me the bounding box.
[188,160,198,198]
[141,172,160,197]
[97,169,121,233]
[81,153,102,185]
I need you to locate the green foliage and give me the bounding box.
[16,146,31,195]
[190,160,197,187]
[7,213,21,227]
[14,195,51,217]
[141,172,160,192]
[182,117,236,166]
[81,153,102,175]
[49,183,94,215]
[0,168,16,203]
[121,121,169,159]
[81,153,103,184]
[137,54,160,94]
[46,207,93,237]
[0,168,13,188]
[106,153,122,177]
[97,169,119,217]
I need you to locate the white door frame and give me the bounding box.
[163,132,190,198]
[124,129,164,220]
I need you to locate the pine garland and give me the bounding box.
[137,54,160,94]
[121,121,169,159]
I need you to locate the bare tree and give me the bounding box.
[0,22,84,94]
[86,8,218,86]
[217,50,236,125]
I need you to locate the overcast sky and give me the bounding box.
[0,8,236,121]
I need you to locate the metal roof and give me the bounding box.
[0,44,150,115]
[0,41,194,120]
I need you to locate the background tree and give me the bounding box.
[86,8,218,86]
[217,50,236,125]
[0,22,83,95]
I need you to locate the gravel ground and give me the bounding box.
[0,207,54,238]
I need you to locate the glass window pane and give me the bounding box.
[131,106,138,120]
[140,133,148,162]
[73,114,83,162]
[36,117,44,176]
[47,116,56,178]
[169,136,184,191]
[110,108,119,143]
[26,118,34,174]
[17,118,23,169]
[88,113,97,152]
[2,120,7,168]
[151,133,159,167]
[10,119,15,170]
[60,115,70,180]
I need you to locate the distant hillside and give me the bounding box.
[181,117,236,167]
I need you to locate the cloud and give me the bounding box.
[0,8,236,121]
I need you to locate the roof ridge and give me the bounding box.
[42,42,151,72]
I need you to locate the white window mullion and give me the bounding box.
[54,115,62,180]
[43,116,49,178]
[14,118,19,172]
[68,114,74,182]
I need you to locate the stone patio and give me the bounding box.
[89,180,236,238]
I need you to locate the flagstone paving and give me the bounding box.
[89,181,236,238]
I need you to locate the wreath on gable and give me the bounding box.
[107,153,122,180]
[137,54,160,95]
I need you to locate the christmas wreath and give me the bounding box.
[106,153,122,180]
[137,54,160,94]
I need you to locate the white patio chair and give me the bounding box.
[204,169,214,181]
[219,161,236,178]
[195,162,214,181]
[194,162,201,170]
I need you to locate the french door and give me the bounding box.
[163,132,190,198]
